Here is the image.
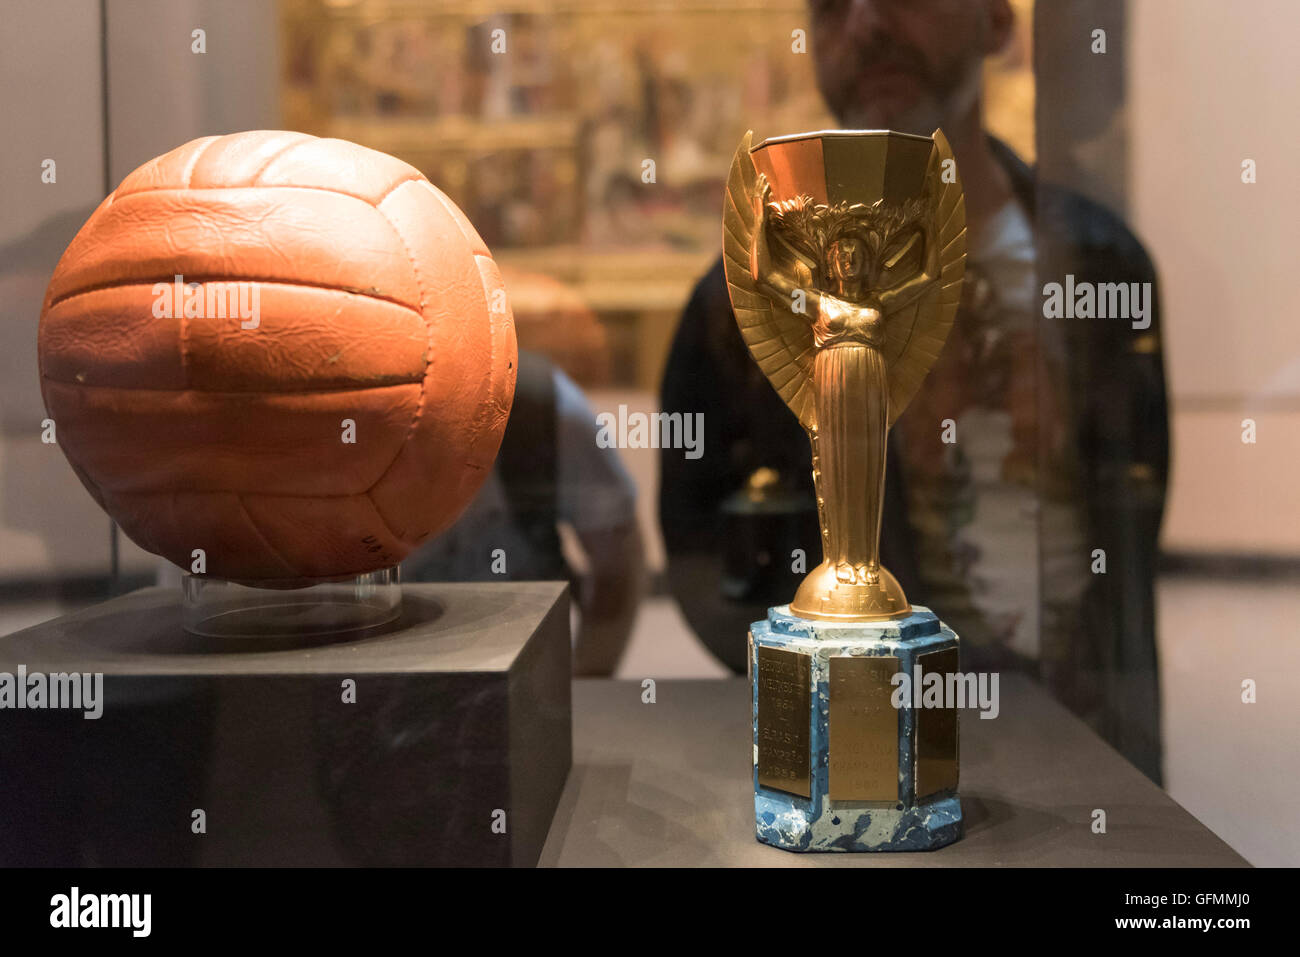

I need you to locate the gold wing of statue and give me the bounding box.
[880,127,967,427]
[722,130,818,430]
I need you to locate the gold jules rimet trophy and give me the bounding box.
[724,129,966,851]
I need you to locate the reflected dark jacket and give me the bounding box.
[659,138,1169,784]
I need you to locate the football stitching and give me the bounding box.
[365,179,434,549]
[180,136,222,189]
[47,275,424,315]
[246,133,316,185]
[235,492,300,578]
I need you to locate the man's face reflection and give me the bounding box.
[809,0,1000,135]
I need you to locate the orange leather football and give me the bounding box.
[38,130,517,584]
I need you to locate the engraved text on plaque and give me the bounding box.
[828,655,899,801]
[756,645,811,797]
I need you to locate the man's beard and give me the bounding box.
[823,40,984,137]
[837,96,951,137]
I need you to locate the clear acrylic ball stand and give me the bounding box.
[181,566,402,638]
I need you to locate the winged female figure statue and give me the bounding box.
[722,129,966,620]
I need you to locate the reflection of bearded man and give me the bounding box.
[810,0,991,137]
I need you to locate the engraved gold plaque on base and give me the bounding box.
[756,645,811,797]
[916,647,961,799]
[828,655,899,802]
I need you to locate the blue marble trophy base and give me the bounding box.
[750,605,962,852]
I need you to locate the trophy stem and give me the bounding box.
[791,344,910,621]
